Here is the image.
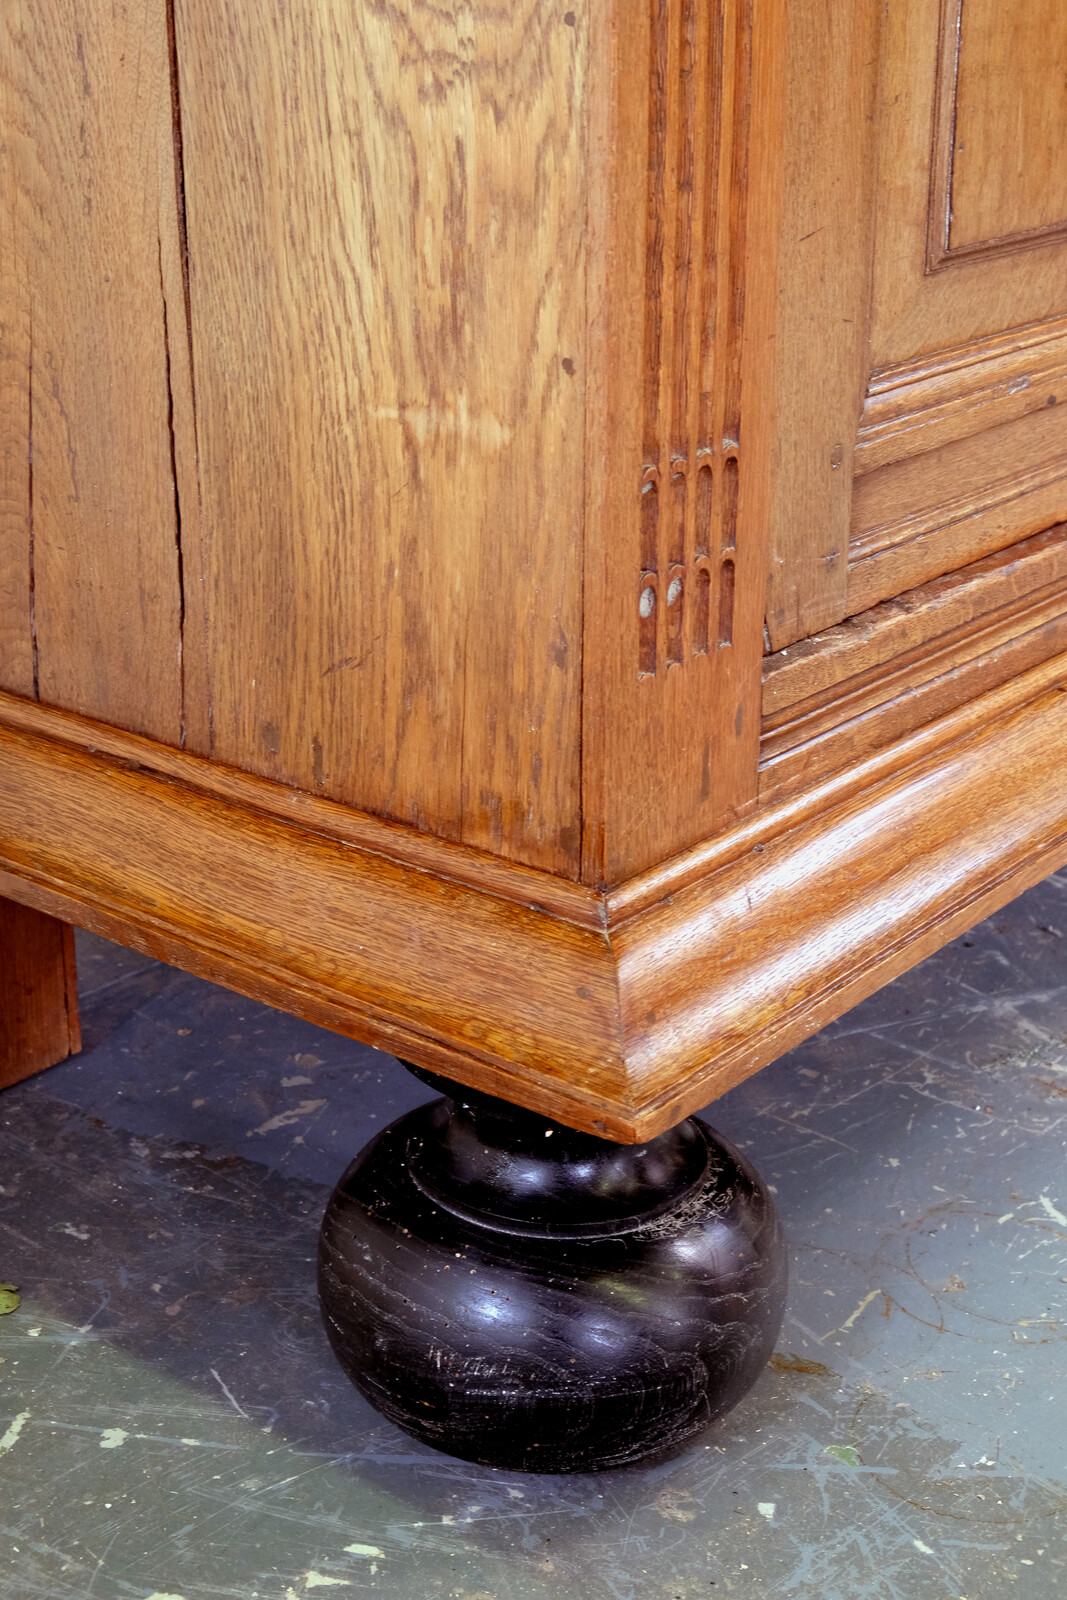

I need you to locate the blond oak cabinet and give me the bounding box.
[2,0,1066,1469]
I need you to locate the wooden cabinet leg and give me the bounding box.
[318,1064,787,1472]
[0,897,81,1090]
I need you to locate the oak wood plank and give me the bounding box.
[0,897,79,1089]
[609,647,1067,924]
[173,0,585,874]
[0,0,186,741]
[0,719,626,1130]
[848,405,1067,614]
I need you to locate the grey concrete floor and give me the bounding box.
[2,874,1067,1599]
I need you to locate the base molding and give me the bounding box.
[2,672,1067,1139]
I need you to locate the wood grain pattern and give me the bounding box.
[0,896,79,1089]
[609,646,1067,924]
[762,0,1067,642]
[760,584,1067,804]
[871,0,1067,369]
[0,716,630,1134]
[581,0,786,883]
[173,0,585,874]
[848,401,1067,613]
[6,0,1067,1147]
[0,0,188,741]
[0,687,603,929]
[765,523,1067,714]
[0,35,35,701]
[856,316,1067,476]
[3,659,1067,1137]
[935,0,1067,259]
[619,680,1067,1129]
[761,0,881,650]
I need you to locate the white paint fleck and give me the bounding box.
[507,1488,524,1499]
[1039,1194,1067,1226]
[757,1502,776,1522]
[998,1213,1015,1225]
[887,1158,899,1168]
[99,1428,128,1450]
[840,1290,881,1331]
[343,1545,384,1559]
[0,1411,31,1457]
[912,1539,935,1556]
[247,1100,327,1136]
[304,1574,351,1589]
[26,1327,42,1337]
[143,1593,188,1599]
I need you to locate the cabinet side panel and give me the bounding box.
[0,0,184,742]
[174,0,585,875]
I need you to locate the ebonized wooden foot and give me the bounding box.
[318,1067,786,1472]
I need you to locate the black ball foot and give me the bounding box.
[318,1067,786,1473]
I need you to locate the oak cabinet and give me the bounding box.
[2,0,1067,1138]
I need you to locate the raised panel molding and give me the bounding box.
[928,0,1067,270]
[856,317,1067,474]
[765,523,1067,715]
[762,524,1067,801]
[848,318,1067,614]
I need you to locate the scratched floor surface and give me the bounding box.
[2,875,1066,1599]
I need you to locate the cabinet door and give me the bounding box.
[766,0,1067,651]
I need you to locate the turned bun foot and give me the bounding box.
[318,1068,786,1473]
